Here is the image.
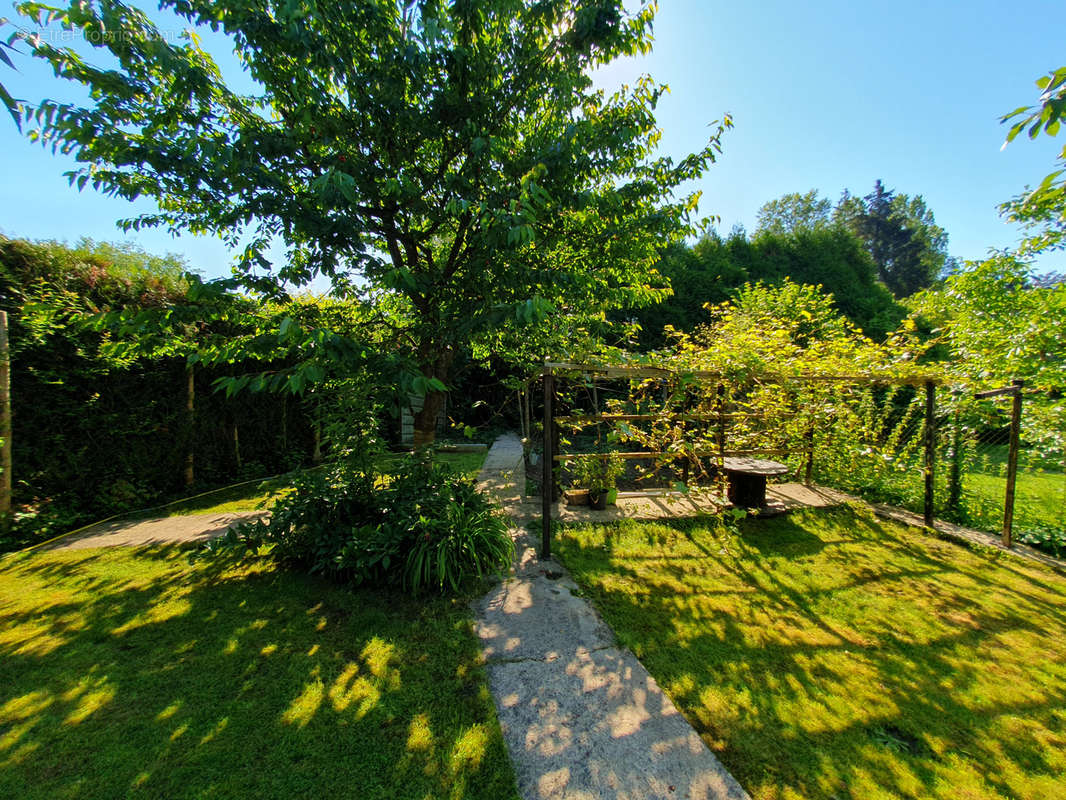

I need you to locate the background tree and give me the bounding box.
[754,189,831,235]
[833,180,950,298]
[626,231,747,347]
[912,255,1066,390]
[7,0,728,445]
[911,255,1066,470]
[629,223,904,347]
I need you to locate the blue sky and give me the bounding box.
[1,0,1063,280]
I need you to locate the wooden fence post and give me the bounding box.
[923,380,936,527]
[1003,379,1024,547]
[716,383,726,497]
[0,311,10,536]
[541,367,554,559]
[804,418,815,486]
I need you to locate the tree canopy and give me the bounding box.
[1000,66,1066,255]
[628,222,905,348]
[754,189,831,236]
[833,180,951,298]
[7,0,729,442]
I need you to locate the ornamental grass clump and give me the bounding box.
[206,458,513,594]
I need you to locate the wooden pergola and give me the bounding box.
[539,361,940,559]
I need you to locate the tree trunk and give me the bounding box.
[412,389,446,448]
[411,344,455,448]
[184,363,195,488]
[0,311,11,536]
[233,423,242,471]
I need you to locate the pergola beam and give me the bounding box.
[543,362,939,386]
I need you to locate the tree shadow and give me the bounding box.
[555,507,1066,800]
[0,546,517,800]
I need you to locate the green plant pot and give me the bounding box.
[606,488,618,505]
[589,489,608,510]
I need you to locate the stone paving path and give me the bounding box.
[473,433,750,800]
[43,511,267,551]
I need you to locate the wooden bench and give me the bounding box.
[722,457,789,509]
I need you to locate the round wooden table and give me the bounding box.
[722,457,789,508]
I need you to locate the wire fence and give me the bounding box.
[940,388,1066,556]
[530,366,1065,560]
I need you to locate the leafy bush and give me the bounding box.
[210,458,513,593]
[1015,525,1066,558]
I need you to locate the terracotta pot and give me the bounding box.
[564,489,590,506]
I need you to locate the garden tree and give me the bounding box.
[625,232,748,347]
[754,189,831,235]
[7,0,729,446]
[1000,66,1066,255]
[911,255,1066,391]
[833,181,950,298]
[911,255,1066,469]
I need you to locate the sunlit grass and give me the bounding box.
[962,444,1065,530]
[555,505,1066,800]
[0,545,516,799]
[131,450,488,519]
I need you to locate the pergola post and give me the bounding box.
[1002,380,1024,547]
[541,366,554,559]
[923,380,936,527]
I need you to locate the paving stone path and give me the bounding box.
[42,510,267,551]
[473,433,750,800]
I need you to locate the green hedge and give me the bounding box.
[0,237,315,547]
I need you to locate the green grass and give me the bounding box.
[961,445,1065,531]
[145,474,297,517]
[555,505,1066,800]
[133,450,488,520]
[0,545,517,800]
[378,450,488,483]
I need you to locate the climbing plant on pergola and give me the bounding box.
[537,361,941,558]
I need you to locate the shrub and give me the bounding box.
[210,458,513,594]
[1016,525,1066,558]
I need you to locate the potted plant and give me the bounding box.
[586,452,624,510]
[565,457,595,506]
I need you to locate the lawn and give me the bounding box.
[961,444,1065,531]
[0,545,517,800]
[555,505,1066,800]
[135,450,488,519]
